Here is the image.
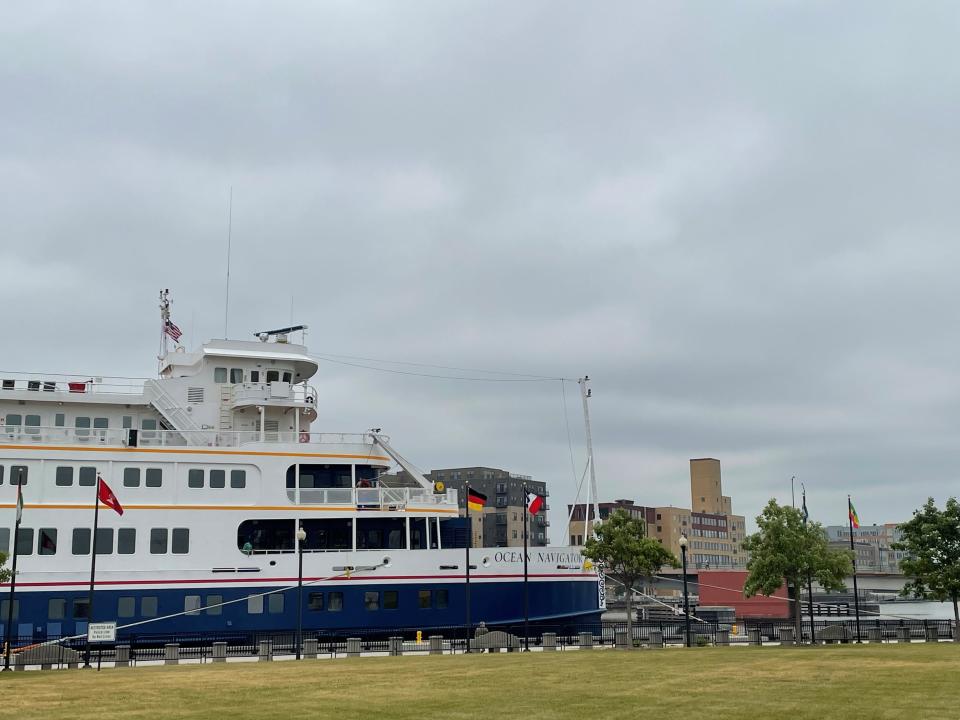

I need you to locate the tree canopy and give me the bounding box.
[583,509,679,645]
[0,551,9,584]
[893,497,960,625]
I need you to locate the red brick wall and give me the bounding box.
[698,570,789,619]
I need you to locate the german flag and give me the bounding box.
[467,488,487,512]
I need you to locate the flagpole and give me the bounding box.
[523,484,529,652]
[83,477,102,669]
[848,495,862,644]
[802,486,815,645]
[2,483,23,671]
[464,482,471,654]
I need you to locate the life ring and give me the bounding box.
[299,432,310,443]
[306,395,315,404]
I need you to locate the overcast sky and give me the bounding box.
[3,2,959,534]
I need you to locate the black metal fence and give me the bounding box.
[4,617,956,670]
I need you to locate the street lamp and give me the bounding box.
[679,533,691,648]
[296,525,307,660]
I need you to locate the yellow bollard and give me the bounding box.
[417,630,423,644]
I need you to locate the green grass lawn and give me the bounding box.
[2,644,958,720]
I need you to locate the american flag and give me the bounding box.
[165,320,183,342]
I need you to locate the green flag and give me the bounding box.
[15,484,23,525]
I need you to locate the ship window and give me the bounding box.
[248,595,263,614]
[142,597,158,617]
[436,589,449,609]
[384,591,399,610]
[95,528,113,555]
[287,464,352,490]
[268,594,284,614]
[230,368,243,384]
[188,469,204,488]
[210,470,225,489]
[0,466,3,485]
[266,370,280,383]
[172,528,190,554]
[55,413,65,427]
[72,599,89,619]
[150,528,168,554]
[122,416,132,429]
[75,417,91,437]
[214,367,228,383]
[230,470,246,488]
[418,590,431,609]
[308,593,324,611]
[72,528,91,555]
[206,595,223,616]
[4,414,21,432]
[300,518,352,550]
[145,468,162,488]
[38,528,57,555]
[123,468,141,487]
[11,465,27,486]
[357,518,406,550]
[0,528,8,554]
[117,528,136,554]
[118,597,136,618]
[410,518,427,550]
[328,592,343,612]
[56,466,74,486]
[15,528,34,556]
[93,417,109,431]
[79,467,96,486]
[237,519,294,553]
[0,600,18,621]
[48,598,66,620]
[282,372,292,383]
[250,370,260,383]
[364,591,380,611]
[24,415,41,434]
[185,595,202,616]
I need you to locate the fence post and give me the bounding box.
[389,636,404,656]
[212,642,227,663]
[716,629,730,647]
[347,638,361,658]
[578,632,593,650]
[542,633,557,652]
[429,635,443,655]
[115,644,130,668]
[896,626,911,643]
[303,638,318,659]
[780,627,795,646]
[258,639,274,662]
[164,643,180,666]
[649,629,663,648]
[748,627,762,646]
[867,627,882,643]
[925,624,939,643]
[615,628,629,649]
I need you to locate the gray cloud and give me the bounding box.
[3,1,960,532]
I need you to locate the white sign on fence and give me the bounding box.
[88,622,117,643]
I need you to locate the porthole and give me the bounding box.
[482,556,491,567]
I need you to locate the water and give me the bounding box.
[876,601,956,620]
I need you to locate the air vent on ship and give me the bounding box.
[187,387,205,404]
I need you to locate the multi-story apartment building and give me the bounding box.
[426,467,549,549]
[825,523,905,573]
[567,500,656,546]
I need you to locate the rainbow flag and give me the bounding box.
[848,498,860,529]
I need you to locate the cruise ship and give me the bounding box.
[0,302,602,642]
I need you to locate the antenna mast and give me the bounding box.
[158,289,171,374]
[579,376,600,540]
[223,186,233,339]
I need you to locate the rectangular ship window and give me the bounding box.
[150,528,168,554]
[145,468,162,488]
[184,595,202,616]
[117,528,136,554]
[364,592,380,611]
[16,528,34,556]
[308,593,324,611]
[418,590,431,609]
[209,470,225,489]
[383,591,399,610]
[436,589,449,609]
[79,467,96,486]
[141,597,158,617]
[172,528,190,554]
[38,528,57,555]
[230,470,246,489]
[248,595,263,614]
[328,592,343,612]
[117,597,136,618]
[123,467,140,487]
[55,467,73,486]
[95,528,113,555]
[48,598,66,620]
[268,594,284,614]
[188,469,204,488]
[206,595,223,616]
[72,528,91,555]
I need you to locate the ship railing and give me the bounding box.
[0,426,381,449]
[0,371,147,396]
[286,486,459,508]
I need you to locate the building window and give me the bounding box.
[364,591,380,611]
[436,589,449,609]
[150,528,168,554]
[383,591,399,610]
[328,592,343,612]
[172,528,190,554]
[231,470,246,489]
[214,367,228,383]
[117,528,136,555]
[38,528,57,555]
[55,466,74,486]
[209,470,226,489]
[123,468,141,487]
[418,590,431,609]
[308,593,324,611]
[142,597,158,617]
[145,468,163,488]
[188,469,204,488]
[185,595,202,616]
[72,528,91,555]
[118,597,136,618]
[268,594,284,614]
[206,595,223,616]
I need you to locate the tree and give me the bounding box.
[893,497,960,630]
[583,509,679,647]
[743,499,851,642]
[0,551,9,584]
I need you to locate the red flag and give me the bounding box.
[526,491,544,515]
[98,475,124,516]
